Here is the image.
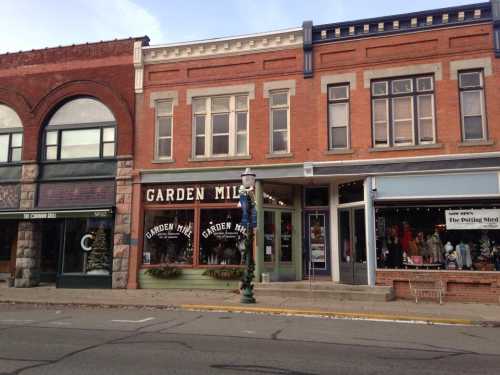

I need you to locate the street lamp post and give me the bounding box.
[240,167,256,304]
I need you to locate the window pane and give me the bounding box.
[60,129,100,159]
[272,131,288,152]
[374,124,387,145]
[272,109,288,130]
[46,131,58,146]
[280,212,292,262]
[143,209,194,265]
[392,79,413,94]
[418,95,433,118]
[372,81,388,96]
[11,133,22,147]
[417,77,433,92]
[193,98,206,114]
[264,211,275,263]
[103,127,115,142]
[460,72,481,88]
[0,104,22,129]
[0,135,8,162]
[212,113,229,134]
[464,116,484,140]
[158,138,171,158]
[236,133,247,154]
[394,121,413,144]
[158,117,172,137]
[212,135,229,154]
[270,92,288,106]
[46,146,57,160]
[195,136,205,156]
[199,208,243,265]
[373,99,388,122]
[195,115,205,135]
[331,127,347,148]
[419,119,434,142]
[211,97,230,112]
[236,96,248,111]
[103,142,115,157]
[462,91,481,115]
[237,112,247,132]
[156,101,173,116]
[48,98,115,126]
[329,103,348,127]
[329,85,348,100]
[11,148,21,162]
[393,97,412,119]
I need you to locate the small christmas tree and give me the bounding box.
[87,226,111,275]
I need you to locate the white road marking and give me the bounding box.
[111,317,156,323]
[242,330,256,334]
[49,321,72,326]
[0,319,34,323]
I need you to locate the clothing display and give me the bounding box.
[455,242,472,269]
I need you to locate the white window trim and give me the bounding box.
[372,98,389,148]
[391,96,415,146]
[155,100,173,160]
[192,94,249,158]
[328,84,350,150]
[269,90,290,154]
[417,94,436,144]
[460,89,487,142]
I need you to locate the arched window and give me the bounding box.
[44,98,116,160]
[0,104,23,163]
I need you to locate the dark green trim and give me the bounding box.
[0,208,113,220]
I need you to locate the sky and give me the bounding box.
[0,0,478,53]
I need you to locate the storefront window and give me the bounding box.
[143,210,194,265]
[339,180,364,204]
[280,212,292,262]
[199,208,244,265]
[263,183,293,207]
[305,187,329,207]
[62,218,114,275]
[264,211,275,263]
[0,221,17,261]
[376,205,500,271]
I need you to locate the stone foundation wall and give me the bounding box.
[14,222,41,287]
[112,157,133,288]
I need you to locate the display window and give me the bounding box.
[263,211,275,263]
[0,221,17,262]
[376,204,500,272]
[280,212,293,262]
[143,210,194,265]
[263,183,293,207]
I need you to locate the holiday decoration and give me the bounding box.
[86,226,111,275]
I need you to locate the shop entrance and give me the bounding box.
[338,207,367,285]
[0,221,18,278]
[304,210,330,278]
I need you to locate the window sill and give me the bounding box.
[457,140,495,147]
[369,143,443,152]
[151,159,175,164]
[324,149,354,155]
[188,155,252,162]
[265,152,294,159]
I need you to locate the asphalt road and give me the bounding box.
[0,304,499,375]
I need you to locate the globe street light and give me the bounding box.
[240,167,256,304]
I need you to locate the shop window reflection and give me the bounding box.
[280,212,292,262]
[143,210,194,265]
[264,211,275,263]
[199,208,244,265]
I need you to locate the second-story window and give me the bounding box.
[270,90,290,153]
[155,100,173,159]
[371,75,435,148]
[192,95,248,158]
[459,70,487,141]
[328,84,350,150]
[0,104,23,163]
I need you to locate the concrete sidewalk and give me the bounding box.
[1,282,499,325]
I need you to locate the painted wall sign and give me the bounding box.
[144,183,241,204]
[445,209,500,230]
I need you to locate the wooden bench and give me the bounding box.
[408,275,446,304]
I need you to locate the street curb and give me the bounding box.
[180,304,479,326]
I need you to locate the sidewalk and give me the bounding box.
[1,282,499,325]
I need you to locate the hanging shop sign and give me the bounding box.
[144,183,241,204]
[445,209,500,230]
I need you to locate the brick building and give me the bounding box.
[0,37,148,288]
[130,1,500,302]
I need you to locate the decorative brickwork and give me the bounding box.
[37,180,115,208]
[19,163,38,210]
[112,158,133,288]
[0,184,20,209]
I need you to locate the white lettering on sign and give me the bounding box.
[145,223,193,240]
[23,212,57,219]
[145,184,240,203]
[445,209,500,230]
[201,222,247,238]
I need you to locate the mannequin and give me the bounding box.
[401,223,412,255]
[444,241,458,270]
[427,230,443,264]
[478,231,492,261]
[386,226,403,268]
[455,240,472,269]
[416,232,429,262]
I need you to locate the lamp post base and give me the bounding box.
[240,287,256,304]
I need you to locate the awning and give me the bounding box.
[0,208,114,220]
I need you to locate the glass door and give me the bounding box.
[339,207,367,285]
[304,211,330,278]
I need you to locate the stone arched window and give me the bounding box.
[44,97,116,160]
[0,104,23,163]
